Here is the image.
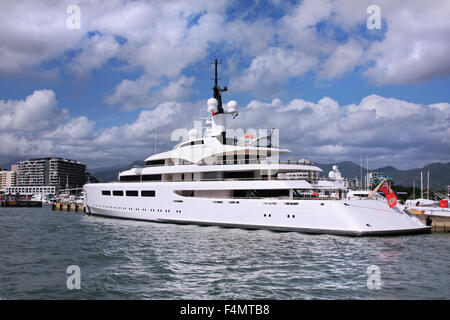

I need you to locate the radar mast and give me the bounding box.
[212,58,227,114]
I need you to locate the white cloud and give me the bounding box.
[362,0,450,84]
[106,75,195,110]
[0,89,448,169]
[43,116,95,140]
[0,90,67,131]
[318,40,365,79]
[0,1,82,75]
[68,34,120,77]
[237,94,450,168]
[230,47,317,94]
[0,90,95,163]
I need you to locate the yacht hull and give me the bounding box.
[84,182,431,237]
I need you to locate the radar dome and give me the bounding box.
[188,128,199,140]
[207,98,218,113]
[226,100,238,113]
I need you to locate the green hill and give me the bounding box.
[315,161,450,190]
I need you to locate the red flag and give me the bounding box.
[245,134,254,139]
[379,182,397,208]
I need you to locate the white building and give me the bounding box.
[5,185,56,196]
[0,170,17,193]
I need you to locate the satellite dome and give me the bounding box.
[207,98,218,113]
[188,128,199,140]
[226,100,238,113]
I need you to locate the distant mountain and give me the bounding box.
[0,158,22,170]
[90,160,145,182]
[374,162,450,190]
[315,161,450,190]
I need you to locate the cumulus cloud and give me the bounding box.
[106,75,195,110]
[318,40,365,80]
[363,0,450,84]
[0,1,449,169]
[230,48,318,94]
[0,89,448,169]
[237,94,450,168]
[68,34,121,77]
[0,90,93,163]
[0,0,91,75]
[0,90,67,131]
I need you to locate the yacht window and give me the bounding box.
[141,190,155,197]
[191,140,204,145]
[113,190,124,196]
[120,175,140,182]
[145,159,165,166]
[126,190,138,197]
[179,140,204,148]
[233,189,289,198]
[102,190,111,196]
[142,174,162,181]
[354,194,368,197]
[202,172,220,180]
[224,171,255,179]
[174,190,194,197]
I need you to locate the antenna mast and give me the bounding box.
[212,57,227,114]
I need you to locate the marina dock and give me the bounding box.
[411,210,450,233]
[52,202,85,212]
[1,200,42,207]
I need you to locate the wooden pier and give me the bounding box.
[1,200,42,207]
[52,202,85,212]
[411,209,450,233]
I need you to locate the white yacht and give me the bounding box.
[83,60,430,236]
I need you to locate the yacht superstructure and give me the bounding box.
[83,59,430,236]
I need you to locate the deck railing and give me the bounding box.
[145,159,314,167]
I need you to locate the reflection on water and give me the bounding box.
[0,206,449,299]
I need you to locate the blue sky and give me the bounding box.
[0,0,449,170]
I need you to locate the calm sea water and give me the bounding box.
[0,205,448,300]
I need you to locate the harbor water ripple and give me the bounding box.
[0,206,449,299]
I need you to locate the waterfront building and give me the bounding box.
[15,157,86,194]
[369,172,392,186]
[0,170,17,193]
[5,185,56,196]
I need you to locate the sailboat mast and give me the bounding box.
[360,156,363,189]
[421,171,423,199]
